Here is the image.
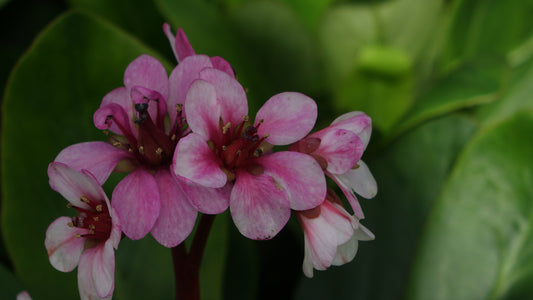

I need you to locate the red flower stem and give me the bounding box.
[172,214,216,300]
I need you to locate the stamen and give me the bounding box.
[93,217,99,221]
[139,146,145,154]
[222,122,231,134]
[67,222,74,227]
[96,205,103,212]
[80,196,90,203]
[171,134,177,141]
[156,147,163,155]
[112,142,122,147]
[222,145,227,151]
[66,203,73,208]
[74,234,82,238]
[176,103,183,112]
[352,164,360,170]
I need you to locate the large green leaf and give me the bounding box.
[67,0,170,58]
[0,263,25,299]
[1,12,167,299]
[393,58,506,138]
[408,111,533,299]
[444,0,533,65]
[295,113,477,300]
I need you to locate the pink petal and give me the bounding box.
[184,80,222,141]
[77,243,115,299]
[94,102,137,143]
[331,235,358,266]
[54,142,134,185]
[258,152,326,211]
[174,174,231,214]
[329,173,365,219]
[301,220,337,272]
[256,92,317,145]
[173,133,227,189]
[98,87,135,136]
[45,216,87,272]
[163,23,178,62]
[47,162,107,209]
[174,28,196,62]
[16,292,32,300]
[331,112,372,150]
[312,129,364,174]
[130,86,168,128]
[167,55,213,123]
[230,169,290,240]
[199,68,248,125]
[123,55,169,101]
[151,170,197,248]
[210,56,235,77]
[336,160,377,199]
[111,168,160,240]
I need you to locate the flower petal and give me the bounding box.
[199,68,247,125]
[47,162,107,209]
[94,102,137,142]
[123,54,169,100]
[329,173,365,219]
[173,133,227,188]
[174,28,196,62]
[174,174,231,214]
[258,152,326,211]
[77,243,115,299]
[312,129,364,174]
[256,92,317,145]
[210,56,235,77]
[184,80,222,140]
[230,170,290,240]
[111,168,160,240]
[45,216,87,272]
[16,291,32,300]
[54,142,134,185]
[167,55,213,123]
[151,170,197,248]
[331,112,372,149]
[336,160,377,199]
[98,87,135,136]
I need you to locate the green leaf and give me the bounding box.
[67,0,171,58]
[1,11,167,299]
[478,55,533,127]
[114,237,174,300]
[394,57,506,137]
[408,111,533,299]
[318,4,379,85]
[0,263,25,299]
[284,0,335,31]
[295,113,477,299]
[444,0,533,65]
[230,0,323,95]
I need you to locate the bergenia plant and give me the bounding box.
[45,24,377,300]
[45,163,121,300]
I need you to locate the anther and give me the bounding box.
[171,134,177,141]
[176,104,183,112]
[222,122,231,134]
[89,224,96,230]
[352,164,360,170]
[112,142,122,147]
[96,205,103,212]
[80,196,90,203]
[139,146,145,154]
[74,234,82,238]
[67,222,74,227]
[93,217,99,221]
[156,147,163,155]
[66,203,73,208]
[222,145,227,151]
[242,115,250,122]
[135,103,149,112]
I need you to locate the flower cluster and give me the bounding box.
[45,24,376,298]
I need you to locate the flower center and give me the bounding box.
[212,116,271,180]
[69,196,112,241]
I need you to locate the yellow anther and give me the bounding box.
[242,115,249,122]
[93,217,99,222]
[67,222,74,228]
[80,196,90,203]
[128,148,134,153]
[96,204,103,212]
[171,134,177,141]
[236,150,242,156]
[156,147,163,155]
[89,224,95,230]
[352,164,360,170]
[176,103,183,112]
[222,122,231,134]
[89,229,95,235]
[66,203,73,208]
[74,234,82,238]
[112,142,122,147]
[139,146,145,154]
[222,145,227,151]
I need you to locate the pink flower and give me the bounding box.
[45,163,121,299]
[54,54,198,247]
[16,291,32,300]
[290,111,377,218]
[162,23,235,77]
[296,189,374,278]
[172,70,326,240]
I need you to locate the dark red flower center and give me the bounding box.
[212,116,270,180]
[69,196,112,241]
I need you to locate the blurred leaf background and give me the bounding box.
[1,0,533,299]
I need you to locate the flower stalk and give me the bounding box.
[172,214,216,300]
